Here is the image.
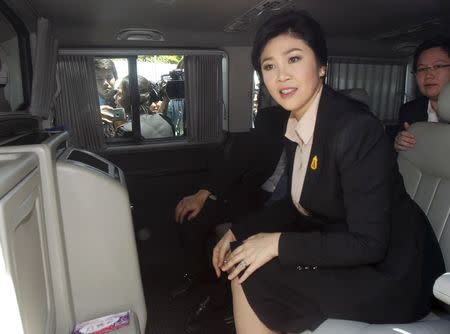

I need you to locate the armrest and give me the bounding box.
[433,273,450,305]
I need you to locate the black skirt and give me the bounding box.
[236,200,444,333]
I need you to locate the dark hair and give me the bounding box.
[119,75,152,114]
[94,58,118,80]
[413,36,450,72]
[251,10,328,77]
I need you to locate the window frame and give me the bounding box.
[60,48,228,149]
[0,0,33,110]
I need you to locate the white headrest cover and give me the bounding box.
[438,82,450,123]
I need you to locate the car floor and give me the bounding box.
[133,203,235,334]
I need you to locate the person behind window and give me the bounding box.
[158,68,185,136]
[394,36,450,151]
[115,75,174,139]
[148,80,162,113]
[94,58,118,106]
[212,11,444,334]
[94,58,120,137]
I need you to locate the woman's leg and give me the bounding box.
[231,279,279,334]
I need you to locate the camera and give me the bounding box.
[101,107,126,124]
[160,69,184,100]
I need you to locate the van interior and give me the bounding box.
[1,0,450,333]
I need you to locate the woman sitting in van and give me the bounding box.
[212,11,445,334]
[115,75,174,139]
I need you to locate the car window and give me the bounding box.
[87,51,226,145]
[96,56,182,140]
[0,4,31,112]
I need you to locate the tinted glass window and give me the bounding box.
[95,55,185,140]
[0,9,25,111]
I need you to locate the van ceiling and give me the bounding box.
[8,0,450,57]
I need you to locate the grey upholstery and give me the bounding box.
[399,82,450,270]
[0,133,76,333]
[438,82,450,120]
[434,273,450,305]
[0,152,56,334]
[292,83,450,334]
[398,121,450,269]
[0,133,144,334]
[56,153,146,333]
[298,317,450,334]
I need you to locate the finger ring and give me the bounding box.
[237,260,248,270]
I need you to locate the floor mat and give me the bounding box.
[134,208,235,334]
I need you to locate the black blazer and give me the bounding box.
[398,96,428,125]
[232,86,396,266]
[232,85,444,320]
[385,97,428,141]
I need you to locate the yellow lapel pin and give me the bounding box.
[310,155,318,170]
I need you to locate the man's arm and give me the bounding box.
[394,103,417,152]
[174,189,212,223]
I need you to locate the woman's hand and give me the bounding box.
[222,233,281,284]
[394,122,416,152]
[212,229,236,277]
[174,189,210,223]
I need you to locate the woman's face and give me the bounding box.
[260,33,326,119]
[415,47,450,101]
[115,83,128,108]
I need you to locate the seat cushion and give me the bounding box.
[397,122,450,270]
[290,317,450,334]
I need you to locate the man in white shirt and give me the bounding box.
[395,36,450,151]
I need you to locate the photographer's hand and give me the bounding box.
[100,105,114,122]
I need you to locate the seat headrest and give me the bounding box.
[401,122,450,179]
[438,82,450,123]
[401,84,450,177]
[340,88,370,106]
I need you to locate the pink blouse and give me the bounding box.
[284,86,323,215]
